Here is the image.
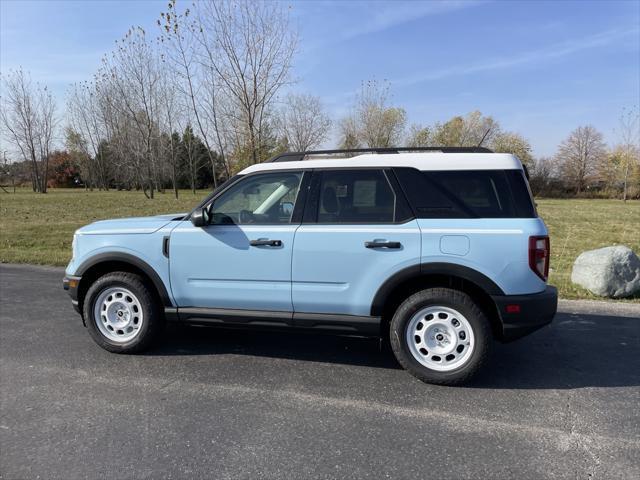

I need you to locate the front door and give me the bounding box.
[170,170,305,313]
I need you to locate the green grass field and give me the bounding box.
[1,189,639,300]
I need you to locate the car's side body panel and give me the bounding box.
[417,217,548,296]
[65,221,183,307]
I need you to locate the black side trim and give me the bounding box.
[370,263,505,316]
[302,170,321,224]
[492,285,557,342]
[63,275,81,297]
[168,307,380,336]
[178,307,293,325]
[63,275,82,311]
[71,299,81,314]
[294,312,380,335]
[291,171,312,224]
[421,263,504,295]
[162,236,170,258]
[370,264,421,316]
[75,253,172,306]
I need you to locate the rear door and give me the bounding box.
[170,170,307,313]
[291,169,421,318]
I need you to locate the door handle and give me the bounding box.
[250,239,282,247]
[365,241,401,249]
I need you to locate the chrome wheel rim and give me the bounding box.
[406,305,475,372]
[94,287,144,343]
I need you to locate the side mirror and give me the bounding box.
[190,207,209,227]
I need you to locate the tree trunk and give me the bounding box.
[41,155,49,193]
[622,159,630,203]
[172,162,178,200]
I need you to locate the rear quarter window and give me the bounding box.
[394,168,536,218]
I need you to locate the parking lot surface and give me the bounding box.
[1,264,639,479]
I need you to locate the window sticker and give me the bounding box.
[335,184,348,197]
[353,180,377,207]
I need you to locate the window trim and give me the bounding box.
[303,168,415,225]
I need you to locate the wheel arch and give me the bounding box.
[75,253,172,313]
[371,263,504,338]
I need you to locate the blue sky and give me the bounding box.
[1,0,638,156]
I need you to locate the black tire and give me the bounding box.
[389,288,491,386]
[83,271,163,353]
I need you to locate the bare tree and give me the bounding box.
[529,156,561,196]
[159,0,225,187]
[0,151,16,193]
[195,0,298,165]
[491,131,533,167]
[181,123,199,194]
[278,93,331,151]
[357,80,406,147]
[617,107,640,202]
[64,127,91,189]
[158,69,181,198]
[1,69,56,193]
[338,116,360,151]
[556,125,606,194]
[339,80,406,149]
[67,82,113,190]
[432,111,499,147]
[100,27,163,198]
[405,124,431,147]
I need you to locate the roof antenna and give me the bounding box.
[477,127,492,147]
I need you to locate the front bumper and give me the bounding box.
[492,285,558,342]
[63,275,82,314]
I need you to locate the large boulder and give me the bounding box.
[571,246,640,298]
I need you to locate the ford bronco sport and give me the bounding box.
[64,147,557,385]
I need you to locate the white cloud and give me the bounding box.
[298,0,485,52]
[337,0,485,42]
[394,26,640,86]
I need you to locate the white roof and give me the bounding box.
[239,153,523,175]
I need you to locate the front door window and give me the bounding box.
[210,172,303,225]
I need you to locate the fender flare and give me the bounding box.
[76,252,172,306]
[371,262,505,316]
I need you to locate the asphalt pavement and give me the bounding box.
[1,263,639,479]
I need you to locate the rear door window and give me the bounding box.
[314,169,399,223]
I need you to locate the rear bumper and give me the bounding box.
[492,285,557,342]
[63,275,82,314]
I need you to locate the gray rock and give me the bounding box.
[571,246,640,298]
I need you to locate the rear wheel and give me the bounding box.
[390,288,491,385]
[83,272,162,353]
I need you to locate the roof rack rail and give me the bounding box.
[266,146,493,162]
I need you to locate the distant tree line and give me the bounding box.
[1,0,638,199]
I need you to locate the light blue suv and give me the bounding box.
[64,147,557,385]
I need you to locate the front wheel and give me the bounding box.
[390,288,491,385]
[83,272,162,353]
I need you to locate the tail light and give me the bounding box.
[529,236,550,281]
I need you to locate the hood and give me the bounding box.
[76,213,187,235]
